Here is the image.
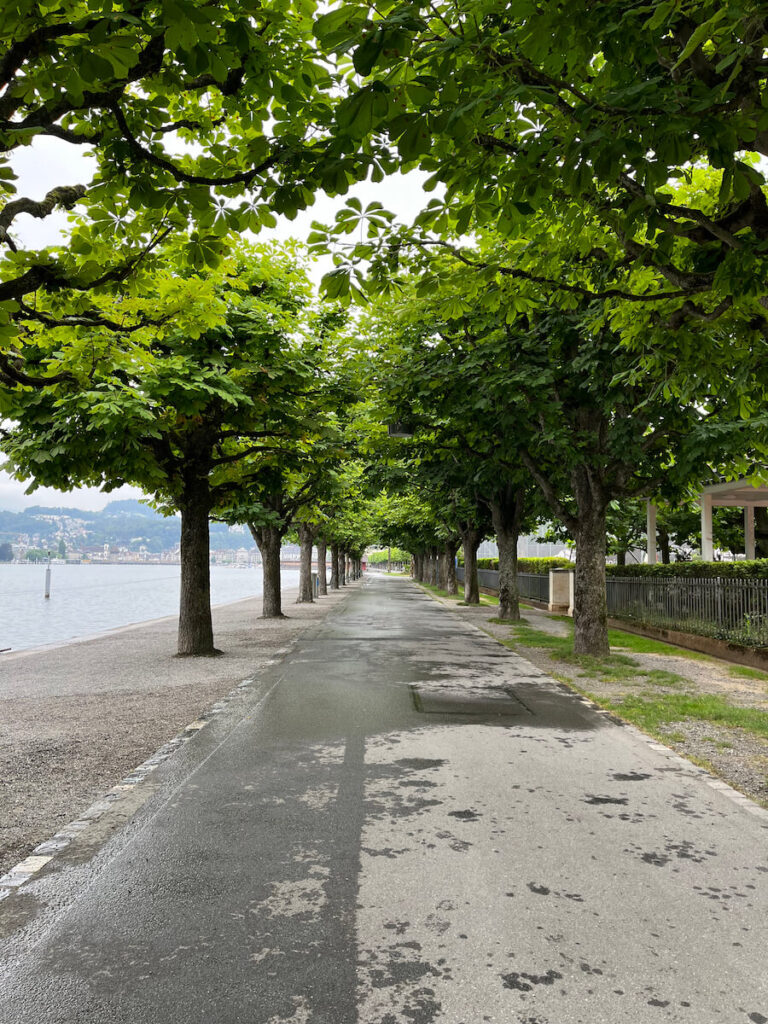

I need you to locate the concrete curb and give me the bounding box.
[0,660,283,902]
[0,584,363,904]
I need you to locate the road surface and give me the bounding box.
[1,575,766,1023]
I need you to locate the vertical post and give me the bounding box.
[44,552,51,599]
[646,500,657,564]
[745,505,756,560]
[700,492,714,561]
[387,545,391,573]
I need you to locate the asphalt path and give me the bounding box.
[1,575,766,1024]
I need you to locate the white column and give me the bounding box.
[646,500,657,564]
[745,506,756,560]
[701,492,714,561]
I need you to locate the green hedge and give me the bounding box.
[606,560,768,579]
[367,548,409,564]
[475,556,573,574]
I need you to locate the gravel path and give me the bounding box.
[0,587,352,876]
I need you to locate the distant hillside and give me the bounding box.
[0,500,255,553]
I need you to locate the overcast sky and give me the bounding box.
[2,134,431,511]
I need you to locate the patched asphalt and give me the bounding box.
[0,575,766,1024]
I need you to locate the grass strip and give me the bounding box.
[607,628,711,660]
[727,664,768,681]
[601,693,768,740]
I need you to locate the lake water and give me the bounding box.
[0,563,300,653]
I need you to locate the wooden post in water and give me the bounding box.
[44,552,51,599]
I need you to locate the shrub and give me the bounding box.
[606,560,768,580]
[474,556,573,574]
[367,548,410,564]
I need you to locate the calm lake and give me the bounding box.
[0,563,300,653]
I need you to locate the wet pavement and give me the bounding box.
[0,575,766,1024]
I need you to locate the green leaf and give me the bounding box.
[353,31,385,76]
[673,10,727,70]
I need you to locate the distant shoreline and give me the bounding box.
[0,586,300,661]
[2,560,310,567]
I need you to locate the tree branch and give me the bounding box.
[0,185,87,250]
[109,100,282,187]
[519,449,579,534]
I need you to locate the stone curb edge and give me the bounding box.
[415,580,768,825]
[0,581,362,905]
[0,647,293,903]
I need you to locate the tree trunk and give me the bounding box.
[658,526,671,564]
[460,527,482,605]
[317,538,328,596]
[339,549,346,586]
[434,546,442,587]
[250,524,285,618]
[330,543,340,590]
[296,522,314,603]
[616,549,627,567]
[755,507,768,558]
[177,479,217,656]
[443,540,458,595]
[572,474,610,655]
[426,549,436,587]
[491,485,523,621]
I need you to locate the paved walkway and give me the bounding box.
[1,576,766,1023]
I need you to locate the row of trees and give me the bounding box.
[306,1,768,654]
[0,238,375,654]
[2,2,767,659]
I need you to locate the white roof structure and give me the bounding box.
[700,478,768,506]
[645,476,768,563]
[699,476,768,561]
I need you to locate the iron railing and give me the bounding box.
[455,567,550,604]
[607,576,768,647]
[517,572,550,604]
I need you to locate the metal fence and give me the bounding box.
[455,567,550,604]
[518,572,550,604]
[607,576,768,647]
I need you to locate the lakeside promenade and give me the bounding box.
[1,575,767,1022]
[0,585,339,876]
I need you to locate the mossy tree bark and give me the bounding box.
[250,523,285,618]
[177,468,217,657]
[460,526,482,605]
[659,526,671,564]
[572,468,610,656]
[755,507,768,558]
[339,548,346,586]
[427,547,437,586]
[490,484,524,621]
[317,537,328,595]
[443,540,458,595]
[330,542,340,589]
[296,522,315,603]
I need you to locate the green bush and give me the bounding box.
[606,560,768,580]
[475,556,573,574]
[367,548,410,564]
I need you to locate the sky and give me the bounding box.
[2,132,433,511]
